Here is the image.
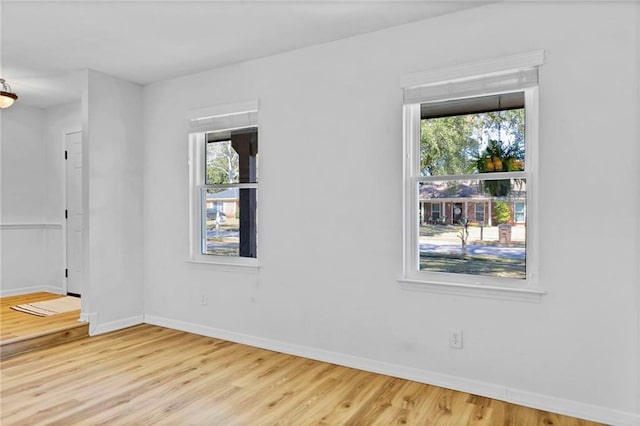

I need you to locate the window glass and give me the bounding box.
[474,203,485,223]
[201,126,258,259]
[515,202,526,223]
[418,180,526,279]
[206,127,258,184]
[431,203,440,220]
[202,188,257,257]
[416,92,528,280]
[420,93,524,177]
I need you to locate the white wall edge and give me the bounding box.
[80,312,98,334]
[0,285,64,298]
[143,314,639,426]
[90,314,144,336]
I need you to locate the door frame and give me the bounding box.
[63,130,83,296]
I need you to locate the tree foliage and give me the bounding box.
[493,201,511,224]
[420,109,525,177]
[206,141,238,184]
[420,115,477,176]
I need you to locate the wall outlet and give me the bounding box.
[449,329,463,349]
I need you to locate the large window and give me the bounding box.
[188,101,259,266]
[401,52,543,295]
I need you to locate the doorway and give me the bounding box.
[453,202,464,225]
[65,131,83,296]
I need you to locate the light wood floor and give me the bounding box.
[1,292,82,341]
[0,324,601,425]
[1,292,86,359]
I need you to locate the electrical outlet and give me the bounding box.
[201,295,207,306]
[449,329,463,349]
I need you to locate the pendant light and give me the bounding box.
[0,79,19,109]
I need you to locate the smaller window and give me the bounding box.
[188,101,259,266]
[474,202,485,223]
[514,202,526,223]
[431,203,440,221]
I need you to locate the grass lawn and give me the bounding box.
[206,218,240,256]
[420,253,526,279]
[419,224,526,278]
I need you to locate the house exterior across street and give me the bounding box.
[419,180,526,226]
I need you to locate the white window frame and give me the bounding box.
[399,52,545,302]
[187,100,260,270]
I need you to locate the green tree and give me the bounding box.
[421,108,525,178]
[493,201,511,224]
[206,141,238,184]
[420,115,478,176]
[478,109,525,152]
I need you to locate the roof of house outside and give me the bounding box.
[419,180,526,201]
[206,188,239,201]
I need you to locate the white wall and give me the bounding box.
[0,104,74,295]
[142,2,639,424]
[83,70,144,332]
[1,105,46,223]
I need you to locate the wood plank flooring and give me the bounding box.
[0,292,87,359]
[0,324,602,425]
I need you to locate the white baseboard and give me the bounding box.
[91,314,144,336]
[143,314,640,426]
[1,285,64,298]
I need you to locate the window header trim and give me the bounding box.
[400,50,544,89]
[187,100,259,134]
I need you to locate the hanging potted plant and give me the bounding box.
[475,140,524,197]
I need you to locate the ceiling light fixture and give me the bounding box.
[0,79,19,109]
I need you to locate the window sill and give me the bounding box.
[397,277,546,303]
[187,258,260,273]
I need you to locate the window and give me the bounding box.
[431,203,440,221]
[401,52,544,297]
[514,202,526,223]
[474,203,485,223]
[188,101,259,266]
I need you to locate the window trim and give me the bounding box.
[399,54,545,301]
[187,101,260,269]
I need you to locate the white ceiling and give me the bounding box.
[1,1,488,108]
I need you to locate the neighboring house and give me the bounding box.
[206,187,239,218]
[419,181,526,226]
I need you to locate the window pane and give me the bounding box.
[418,179,526,279]
[206,127,258,184]
[474,203,485,223]
[420,96,525,177]
[202,188,257,258]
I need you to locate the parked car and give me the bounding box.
[206,208,227,223]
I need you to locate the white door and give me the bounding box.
[66,131,83,296]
